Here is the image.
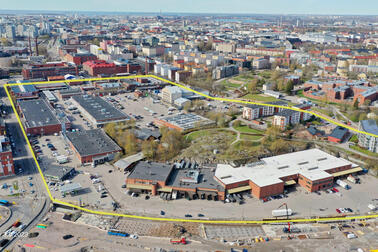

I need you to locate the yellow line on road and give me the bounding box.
[3,74,378,224]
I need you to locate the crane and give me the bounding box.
[277,203,291,233]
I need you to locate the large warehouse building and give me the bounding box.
[18,99,71,136]
[70,95,129,127]
[154,113,215,132]
[66,129,122,164]
[215,149,361,199]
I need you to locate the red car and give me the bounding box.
[336,208,341,213]
[332,188,339,193]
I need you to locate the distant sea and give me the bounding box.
[215,18,267,23]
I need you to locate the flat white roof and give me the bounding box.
[215,149,355,187]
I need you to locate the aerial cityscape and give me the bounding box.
[0,1,377,251]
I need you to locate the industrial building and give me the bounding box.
[43,163,75,181]
[10,84,39,100]
[66,129,122,164]
[215,149,361,199]
[70,95,129,126]
[22,62,78,79]
[328,126,348,143]
[125,149,363,201]
[126,161,224,200]
[18,99,71,135]
[154,113,215,132]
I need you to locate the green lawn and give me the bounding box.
[221,80,242,89]
[350,145,378,157]
[240,134,263,141]
[311,107,333,117]
[349,134,358,143]
[241,93,280,102]
[234,126,264,134]
[185,129,211,141]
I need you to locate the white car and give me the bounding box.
[130,234,138,239]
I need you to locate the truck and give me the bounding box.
[170,237,187,245]
[368,204,377,211]
[347,175,360,184]
[336,179,350,190]
[272,208,293,217]
[56,155,68,164]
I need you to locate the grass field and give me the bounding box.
[234,125,264,134]
[350,145,378,157]
[240,134,263,141]
[241,93,280,102]
[311,107,333,117]
[221,80,242,89]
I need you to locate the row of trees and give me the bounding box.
[104,122,187,162]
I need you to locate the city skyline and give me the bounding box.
[1,0,378,15]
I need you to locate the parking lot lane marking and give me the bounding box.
[3,77,378,224]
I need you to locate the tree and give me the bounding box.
[142,140,158,160]
[363,99,371,107]
[104,122,117,139]
[183,101,192,112]
[246,79,258,94]
[265,125,280,142]
[0,38,11,46]
[270,139,288,154]
[358,113,367,121]
[159,129,186,161]
[285,80,294,95]
[353,99,359,110]
[122,130,138,155]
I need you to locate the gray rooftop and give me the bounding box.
[18,99,61,128]
[66,129,121,157]
[360,120,378,136]
[72,95,129,123]
[59,183,82,193]
[59,88,82,96]
[167,168,223,191]
[44,162,75,181]
[128,161,174,183]
[159,113,215,130]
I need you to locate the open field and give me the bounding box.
[241,93,281,102]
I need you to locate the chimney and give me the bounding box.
[145,57,148,75]
[35,37,39,56]
[28,36,33,56]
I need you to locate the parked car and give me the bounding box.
[184,214,192,218]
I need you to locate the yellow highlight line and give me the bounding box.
[3,74,378,225]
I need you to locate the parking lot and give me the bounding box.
[30,134,115,209]
[98,165,378,220]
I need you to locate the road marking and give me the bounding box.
[3,75,378,224]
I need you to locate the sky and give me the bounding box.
[1,0,377,15]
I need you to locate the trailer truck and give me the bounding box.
[336,179,350,190]
[272,209,293,217]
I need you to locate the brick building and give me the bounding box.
[215,149,360,199]
[0,136,14,177]
[82,60,141,76]
[65,52,97,66]
[66,129,122,165]
[22,62,78,79]
[18,99,71,136]
[303,79,377,106]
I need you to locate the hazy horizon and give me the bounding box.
[1,0,377,15]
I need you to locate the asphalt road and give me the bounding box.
[0,85,50,251]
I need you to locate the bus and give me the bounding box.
[107,229,129,237]
[0,200,10,206]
